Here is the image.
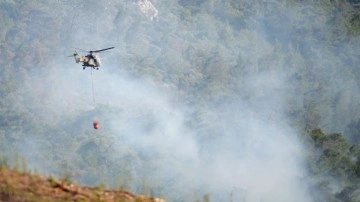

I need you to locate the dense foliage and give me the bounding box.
[0,0,360,201]
[305,129,360,201]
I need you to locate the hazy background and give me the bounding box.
[1,0,360,201]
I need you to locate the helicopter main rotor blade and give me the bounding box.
[74,47,88,53]
[91,47,115,53]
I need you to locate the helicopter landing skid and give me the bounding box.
[82,66,99,70]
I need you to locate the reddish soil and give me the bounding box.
[0,167,165,202]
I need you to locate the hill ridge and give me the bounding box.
[0,166,165,202]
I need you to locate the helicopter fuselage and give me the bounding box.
[70,46,113,70]
[74,54,102,69]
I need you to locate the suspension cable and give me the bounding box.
[90,67,96,106]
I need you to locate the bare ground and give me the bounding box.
[0,167,165,202]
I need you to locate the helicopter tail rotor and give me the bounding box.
[67,51,78,57]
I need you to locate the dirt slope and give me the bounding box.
[0,167,165,202]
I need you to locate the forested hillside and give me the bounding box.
[1,0,360,201]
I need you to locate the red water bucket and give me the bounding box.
[93,121,100,130]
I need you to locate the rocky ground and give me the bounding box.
[0,166,165,202]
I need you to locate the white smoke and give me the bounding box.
[71,66,312,201]
[8,0,360,201]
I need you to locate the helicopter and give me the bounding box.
[70,47,114,70]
